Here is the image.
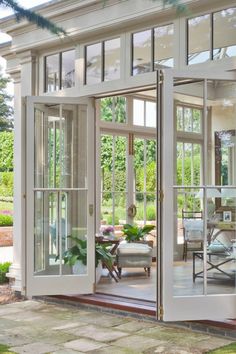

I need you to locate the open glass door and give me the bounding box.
[26,96,95,296]
[162,69,236,321]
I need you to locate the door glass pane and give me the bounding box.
[61,50,75,89]
[45,54,59,92]
[188,14,211,65]
[146,101,156,128]
[100,97,126,123]
[213,8,236,60]
[61,104,87,189]
[104,38,120,81]
[34,103,88,278]
[173,80,204,296]
[100,134,127,230]
[132,30,152,75]
[207,79,236,294]
[133,99,144,126]
[86,43,102,84]
[34,190,88,276]
[35,104,60,188]
[154,24,174,68]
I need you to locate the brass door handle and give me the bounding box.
[128,204,137,218]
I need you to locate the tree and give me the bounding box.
[0,0,183,38]
[0,68,13,131]
[0,0,66,36]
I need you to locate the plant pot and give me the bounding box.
[72,260,87,275]
[96,261,103,283]
[72,260,102,284]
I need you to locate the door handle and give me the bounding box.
[128,204,137,218]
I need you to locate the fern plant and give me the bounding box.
[122,224,155,242]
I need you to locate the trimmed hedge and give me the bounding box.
[0,214,13,226]
[0,262,11,284]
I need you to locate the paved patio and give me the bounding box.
[0,300,233,353]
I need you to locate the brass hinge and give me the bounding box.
[159,71,164,84]
[158,190,164,202]
[158,305,164,319]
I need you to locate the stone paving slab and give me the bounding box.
[0,300,233,354]
[11,341,61,354]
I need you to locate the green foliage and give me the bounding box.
[0,69,13,132]
[58,235,114,268]
[0,262,11,284]
[0,132,14,171]
[206,343,236,354]
[106,214,119,225]
[0,200,13,211]
[0,172,13,197]
[146,205,156,221]
[0,343,16,353]
[0,214,13,226]
[122,223,155,242]
[0,0,66,36]
[100,97,126,123]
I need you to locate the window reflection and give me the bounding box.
[45,54,60,92]
[86,43,102,85]
[154,24,174,68]
[104,38,120,81]
[188,14,211,65]
[62,50,75,89]
[133,30,152,75]
[213,8,236,60]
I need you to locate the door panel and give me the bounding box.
[26,97,95,296]
[162,69,236,321]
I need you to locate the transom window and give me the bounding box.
[44,49,75,92]
[188,7,236,65]
[133,98,156,128]
[85,38,121,85]
[132,23,174,75]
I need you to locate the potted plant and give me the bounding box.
[121,224,155,243]
[56,235,114,282]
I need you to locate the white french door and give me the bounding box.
[162,69,236,321]
[26,96,95,296]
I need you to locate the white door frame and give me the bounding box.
[26,96,95,296]
[162,69,236,321]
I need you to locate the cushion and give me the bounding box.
[117,243,152,256]
[183,219,203,241]
[208,240,227,253]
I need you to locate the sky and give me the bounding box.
[0,0,50,93]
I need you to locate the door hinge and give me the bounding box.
[159,71,164,84]
[158,190,164,202]
[158,305,164,319]
[89,204,94,216]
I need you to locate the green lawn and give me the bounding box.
[207,343,236,354]
[0,344,15,353]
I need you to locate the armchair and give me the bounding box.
[182,210,203,261]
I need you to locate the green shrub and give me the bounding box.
[146,205,156,221]
[0,214,13,226]
[0,172,14,197]
[0,262,11,284]
[106,214,119,225]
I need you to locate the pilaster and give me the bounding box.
[6,51,37,293]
